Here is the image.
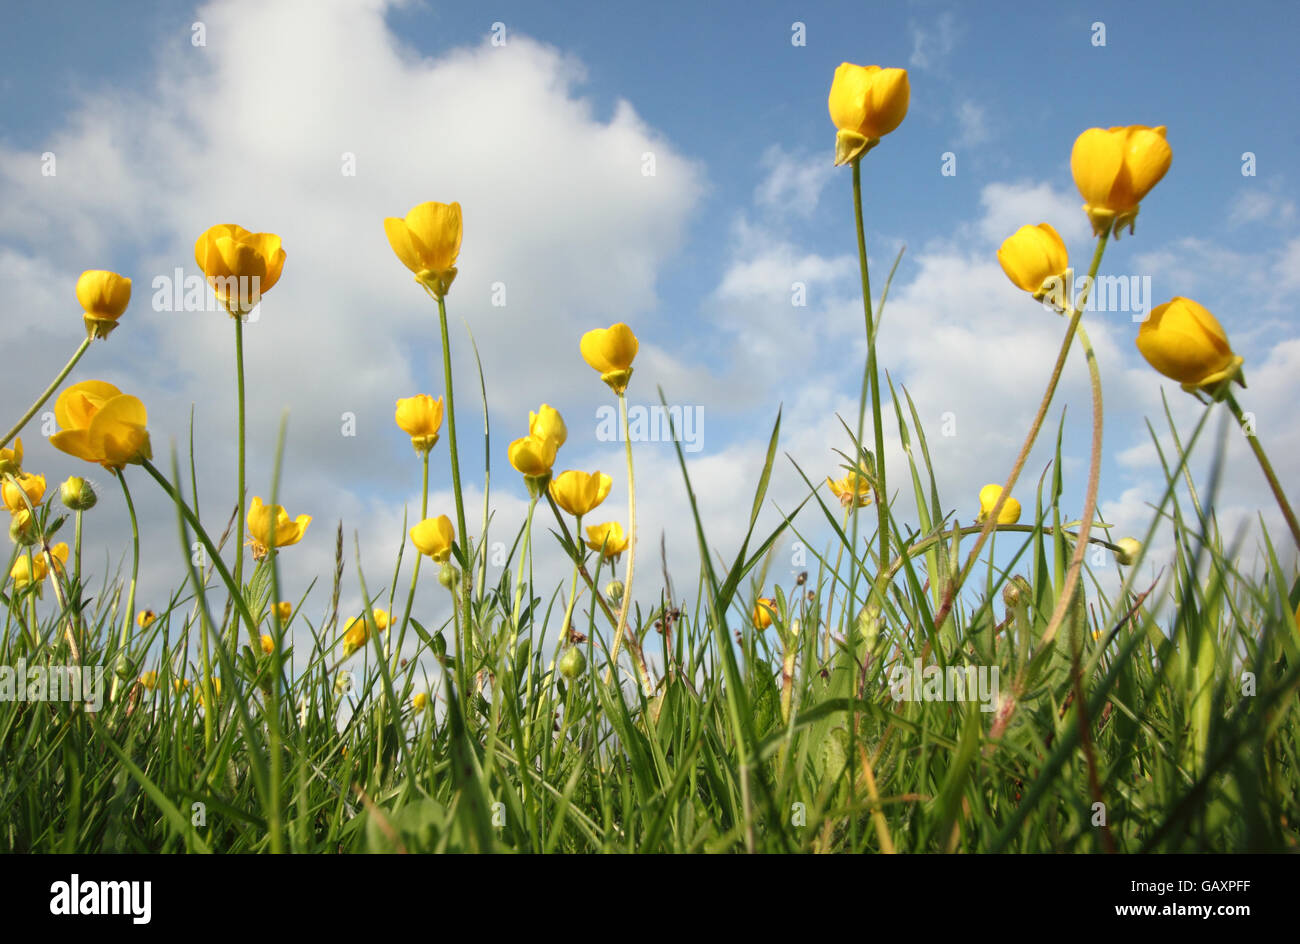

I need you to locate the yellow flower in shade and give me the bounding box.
[197,677,221,707]
[978,484,1021,525]
[529,404,567,449]
[275,601,292,623]
[173,678,190,694]
[139,671,158,691]
[394,395,444,454]
[508,435,558,479]
[10,543,68,590]
[76,269,132,339]
[826,463,873,509]
[549,470,612,517]
[1070,125,1172,236]
[0,438,21,476]
[410,515,455,563]
[194,224,286,318]
[827,63,910,166]
[383,201,462,297]
[580,323,639,395]
[1135,297,1245,395]
[412,692,428,712]
[3,473,46,514]
[260,634,275,655]
[997,223,1069,299]
[246,496,311,561]
[49,380,152,471]
[752,597,777,630]
[137,609,158,629]
[585,521,629,560]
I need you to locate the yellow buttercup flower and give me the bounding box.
[580,323,639,395]
[978,484,1021,525]
[3,473,46,514]
[529,404,567,449]
[1070,125,1171,237]
[508,435,558,478]
[173,678,190,694]
[76,270,132,339]
[260,634,275,655]
[412,692,428,712]
[275,601,293,623]
[394,395,444,454]
[828,63,910,166]
[139,671,158,691]
[384,201,462,298]
[197,677,221,707]
[410,515,455,563]
[1135,297,1244,395]
[585,521,629,560]
[826,463,873,509]
[246,496,311,561]
[342,610,387,657]
[194,224,286,318]
[997,223,1069,299]
[49,380,152,471]
[0,438,21,476]
[9,543,68,590]
[752,597,777,630]
[137,609,158,629]
[550,470,612,518]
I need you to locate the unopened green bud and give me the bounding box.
[1002,575,1031,610]
[9,510,39,546]
[432,632,447,659]
[605,579,625,605]
[856,601,881,649]
[1114,537,1142,567]
[559,646,587,680]
[438,562,459,590]
[60,476,97,511]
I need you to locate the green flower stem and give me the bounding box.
[393,450,430,674]
[510,495,538,647]
[934,230,1111,634]
[431,293,471,633]
[604,392,638,688]
[232,316,248,638]
[851,158,889,571]
[1224,391,1300,549]
[108,471,140,703]
[1,337,91,450]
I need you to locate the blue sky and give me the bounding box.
[2,0,1298,677]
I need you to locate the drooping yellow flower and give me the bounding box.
[827,63,910,166]
[49,380,152,471]
[826,463,873,509]
[410,515,455,563]
[978,484,1021,525]
[3,472,46,514]
[384,201,462,298]
[139,671,158,691]
[508,435,558,479]
[529,404,567,449]
[137,609,158,629]
[246,496,311,561]
[412,692,428,712]
[275,601,293,623]
[76,269,132,339]
[550,470,612,518]
[1070,125,1172,236]
[9,543,68,590]
[580,323,639,395]
[394,395,444,454]
[194,224,286,317]
[260,633,275,655]
[752,597,777,630]
[997,223,1069,298]
[0,438,21,476]
[585,521,629,560]
[1135,297,1244,394]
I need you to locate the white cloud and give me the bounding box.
[908,12,960,70]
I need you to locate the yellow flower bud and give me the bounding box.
[528,404,567,449]
[3,472,45,514]
[246,496,311,561]
[384,201,462,297]
[978,484,1021,525]
[997,223,1069,298]
[827,63,910,165]
[580,323,638,394]
[194,224,286,318]
[137,609,158,629]
[586,522,629,561]
[76,269,132,339]
[139,671,158,691]
[1135,297,1244,395]
[0,438,22,477]
[394,394,444,454]
[60,475,97,510]
[412,691,429,711]
[1114,537,1142,566]
[410,515,455,563]
[752,597,777,630]
[275,601,292,623]
[549,469,612,517]
[48,380,152,471]
[260,633,275,655]
[1070,125,1171,237]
